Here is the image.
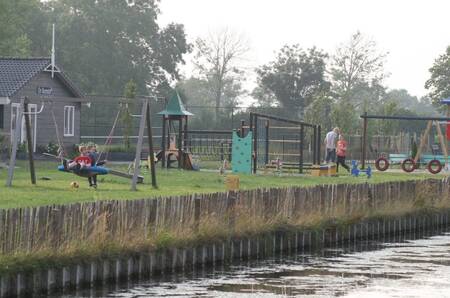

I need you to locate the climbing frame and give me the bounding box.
[231,131,253,174]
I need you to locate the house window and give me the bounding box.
[64,106,75,137]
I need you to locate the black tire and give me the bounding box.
[427,159,443,174]
[375,157,390,171]
[401,158,416,173]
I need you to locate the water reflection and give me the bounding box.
[66,226,450,297]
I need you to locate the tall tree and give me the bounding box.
[383,89,438,115]
[251,86,278,108]
[331,31,387,109]
[255,45,329,118]
[0,0,41,57]
[35,0,190,95]
[192,28,249,122]
[176,76,242,129]
[425,46,450,105]
[304,92,333,131]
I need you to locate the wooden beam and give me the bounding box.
[146,101,157,188]
[414,120,432,163]
[6,97,25,187]
[299,124,304,173]
[361,113,368,169]
[109,169,143,183]
[161,115,166,168]
[24,101,36,185]
[131,98,148,191]
[435,121,449,168]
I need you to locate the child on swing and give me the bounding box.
[63,146,92,171]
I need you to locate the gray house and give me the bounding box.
[0,58,86,152]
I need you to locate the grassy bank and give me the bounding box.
[0,160,441,209]
[0,176,448,275]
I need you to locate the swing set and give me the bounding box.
[360,113,450,174]
[6,96,157,190]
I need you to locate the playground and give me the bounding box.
[2,92,450,210]
[0,160,437,209]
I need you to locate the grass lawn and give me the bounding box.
[0,160,442,209]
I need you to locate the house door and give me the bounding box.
[11,103,37,152]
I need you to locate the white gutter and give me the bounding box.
[0,97,10,105]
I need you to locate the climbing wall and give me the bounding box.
[231,131,253,174]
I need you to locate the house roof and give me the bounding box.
[157,92,193,116]
[0,57,84,98]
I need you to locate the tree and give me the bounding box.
[255,45,329,118]
[304,92,333,132]
[176,76,242,129]
[383,89,438,115]
[0,0,41,57]
[192,29,249,122]
[331,31,387,108]
[425,46,450,105]
[35,0,191,95]
[122,80,137,150]
[251,86,278,108]
[331,100,358,134]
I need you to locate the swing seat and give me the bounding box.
[58,165,109,178]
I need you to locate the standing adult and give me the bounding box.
[324,127,339,163]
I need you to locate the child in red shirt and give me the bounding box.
[336,134,350,172]
[64,146,92,171]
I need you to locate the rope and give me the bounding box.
[97,105,123,162]
[50,103,66,160]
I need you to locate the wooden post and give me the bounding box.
[435,121,448,169]
[24,101,36,185]
[299,124,304,173]
[131,99,148,191]
[414,120,433,163]
[264,120,269,165]
[317,125,321,164]
[161,115,166,168]
[6,98,24,187]
[253,114,258,174]
[145,100,157,188]
[178,118,183,169]
[184,116,188,151]
[361,113,368,169]
[240,120,246,137]
[167,119,171,168]
[313,126,317,165]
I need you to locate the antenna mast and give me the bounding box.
[51,23,55,78]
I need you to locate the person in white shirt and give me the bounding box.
[324,127,340,163]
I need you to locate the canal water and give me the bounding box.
[71,227,450,297]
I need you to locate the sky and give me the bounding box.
[158,0,450,101]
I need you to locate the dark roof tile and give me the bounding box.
[0,58,51,97]
[0,58,84,98]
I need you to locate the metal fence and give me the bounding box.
[78,96,433,164]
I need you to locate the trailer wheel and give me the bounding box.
[427,159,442,174]
[375,157,390,171]
[401,158,416,173]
